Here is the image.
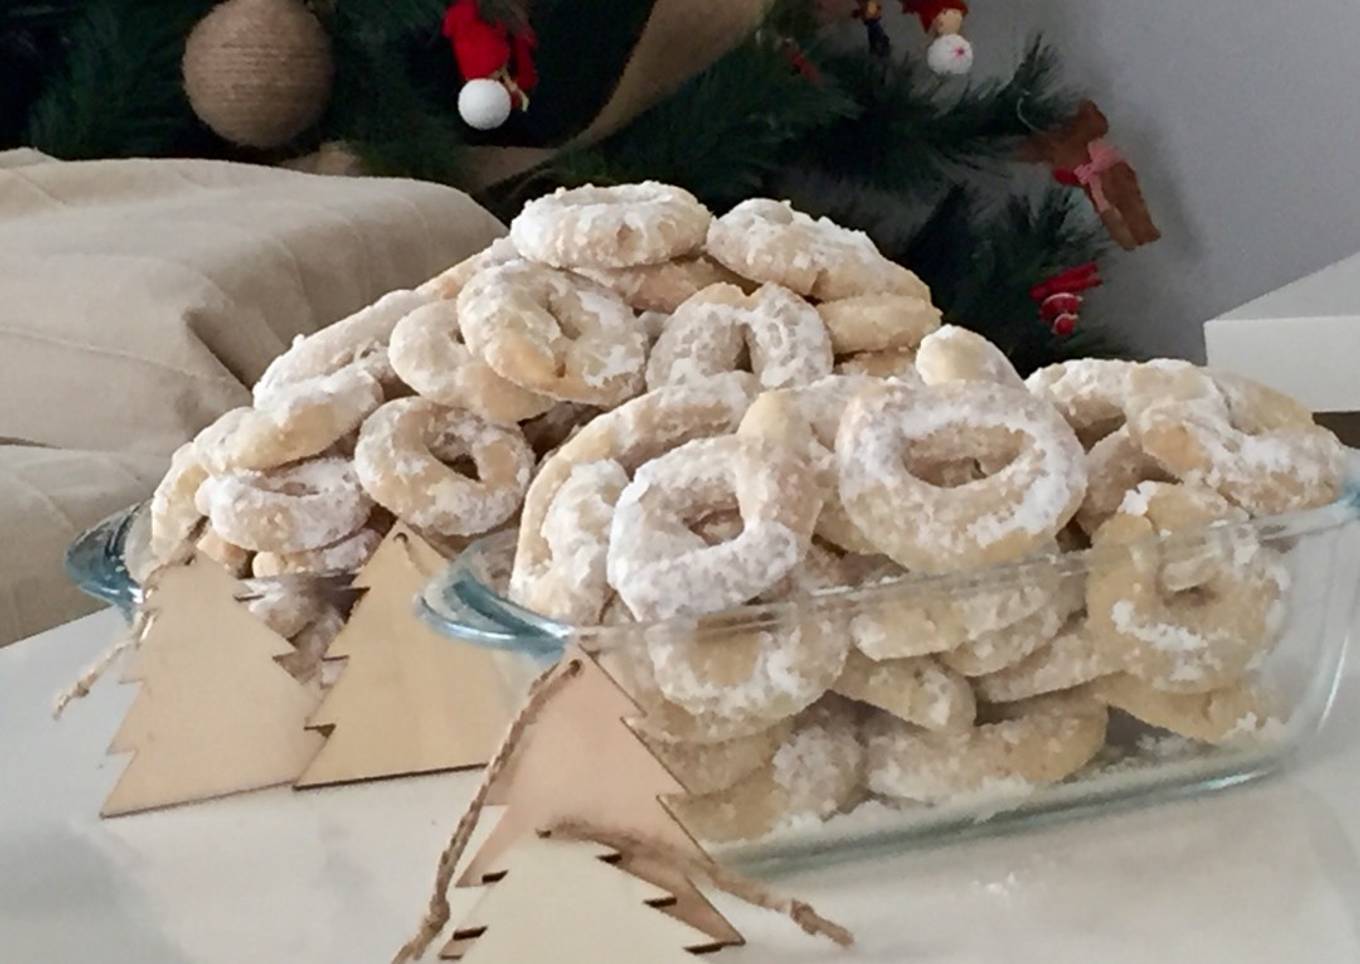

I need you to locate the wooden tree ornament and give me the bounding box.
[447,647,742,956]
[101,556,325,817]
[447,836,713,963]
[295,524,513,788]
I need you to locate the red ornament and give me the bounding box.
[901,0,969,32]
[443,0,538,109]
[1031,262,1102,337]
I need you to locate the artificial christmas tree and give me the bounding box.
[10,0,1154,371]
[295,524,512,788]
[446,835,714,963]
[101,556,325,816]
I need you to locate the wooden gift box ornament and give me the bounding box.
[102,555,325,817]
[296,523,513,788]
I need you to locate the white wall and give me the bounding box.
[886,1,1360,361]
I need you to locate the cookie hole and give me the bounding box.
[448,454,481,481]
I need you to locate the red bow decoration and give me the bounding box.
[443,0,539,106]
[1030,262,1102,337]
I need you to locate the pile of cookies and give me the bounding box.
[145,181,1347,840]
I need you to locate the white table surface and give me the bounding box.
[4,608,1360,964]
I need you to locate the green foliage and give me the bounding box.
[518,0,658,144]
[541,31,858,211]
[326,30,468,184]
[24,0,218,159]
[806,37,1076,199]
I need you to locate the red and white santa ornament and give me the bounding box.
[902,0,974,75]
[443,0,539,130]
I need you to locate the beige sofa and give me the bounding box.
[0,151,504,645]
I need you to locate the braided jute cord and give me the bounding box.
[551,819,855,948]
[392,658,582,963]
[394,655,855,961]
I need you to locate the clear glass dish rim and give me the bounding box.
[422,489,1360,656]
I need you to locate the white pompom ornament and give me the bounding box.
[459,78,513,130]
[927,33,974,75]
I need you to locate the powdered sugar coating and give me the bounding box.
[1092,673,1279,745]
[150,442,209,564]
[816,292,941,355]
[512,459,629,624]
[512,373,758,610]
[832,650,976,731]
[1087,513,1290,693]
[254,289,429,405]
[673,697,863,842]
[607,435,822,621]
[388,298,555,424]
[511,182,711,269]
[354,397,533,538]
[200,457,371,553]
[416,236,521,301]
[975,617,1121,703]
[643,721,794,796]
[1025,358,1137,447]
[915,326,1024,388]
[212,364,385,472]
[707,198,929,302]
[865,690,1108,803]
[837,380,1087,573]
[458,260,647,406]
[646,283,833,391]
[252,525,382,577]
[1076,426,1173,534]
[574,255,739,313]
[940,594,1075,677]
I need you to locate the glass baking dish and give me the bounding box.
[421,494,1360,869]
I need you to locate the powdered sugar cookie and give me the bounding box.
[737,377,879,554]
[193,407,254,476]
[606,434,823,621]
[195,527,252,576]
[574,255,741,313]
[707,198,929,302]
[865,690,1108,803]
[1025,358,1137,447]
[837,380,1087,573]
[388,298,555,425]
[643,721,795,797]
[244,584,327,639]
[915,325,1024,388]
[832,650,975,732]
[1209,370,1313,433]
[673,698,864,842]
[199,457,371,553]
[416,236,520,300]
[512,374,756,602]
[1130,380,1345,516]
[512,459,630,624]
[511,182,711,269]
[1087,512,1289,693]
[939,598,1072,677]
[278,604,345,684]
[1075,426,1173,535]
[212,365,385,472]
[354,397,533,538]
[646,283,833,391]
[150,442,209,563]
[254,289,429,405]
[816,292,941,355]
[252,525,382,577]
[835,347,924,384]
[975,617,1120,703]
[458,261,647,406]
[1092,673,1279,745]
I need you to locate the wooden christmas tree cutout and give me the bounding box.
[446,647,743,955]
[101,556,326,817]
[447,835,713,963]
[295,524,513,788]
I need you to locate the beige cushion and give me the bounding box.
[0,154,504,455]
[0,153,506,645]
[0,445,167,646]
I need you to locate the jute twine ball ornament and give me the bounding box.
[183,0,335,149]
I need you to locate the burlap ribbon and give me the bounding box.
[460,0,772,190]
